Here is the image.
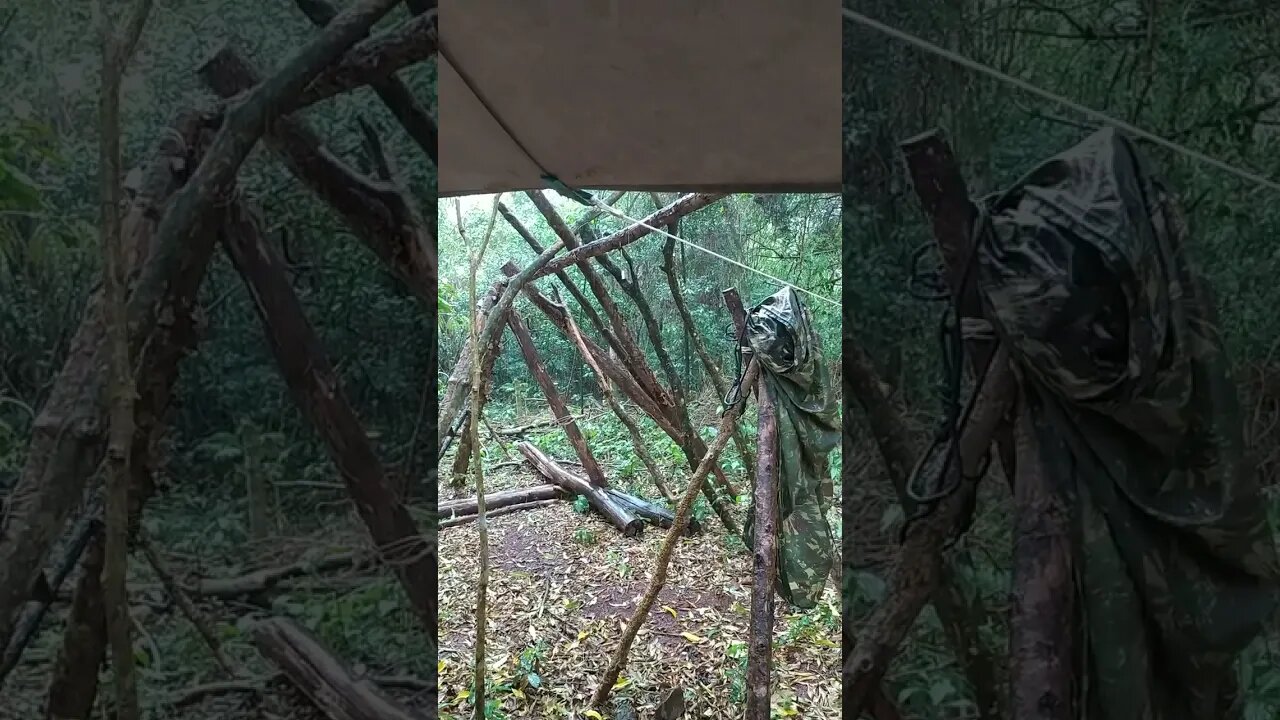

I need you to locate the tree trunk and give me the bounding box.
[506,311,608,487]
[291,9,437,110]
[497,202,617,351]
[0,108,215,659]
[438,281,502,452]
[439,486,565,518]
[516,443,642,537]
[526,190,674,415]
[844,334,1005,720]
[844,346,1016,710]
[138,535,237,678]
[1,0,395,654]
[96,2,152,712]
[179,553,364,600]
[246,464,271,540]
[40,128,220,718]
[220,196,434,632]
[745,379,779,720]
[252,617,426,720]
[1009,393,1075,719]
[127,0,403,357]
[437,239,565,455]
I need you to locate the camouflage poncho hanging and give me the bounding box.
[743,288,840,609]
[975,128,1279,719]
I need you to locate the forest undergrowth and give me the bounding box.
[436,397,843,720]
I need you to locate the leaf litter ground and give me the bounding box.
[438,465,841,719]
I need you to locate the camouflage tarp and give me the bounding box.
[744,288,840,609]
[975,127,1279,719]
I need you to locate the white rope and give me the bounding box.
[842,8,1280,195]
[585,197,843,310]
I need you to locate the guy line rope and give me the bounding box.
[841,8,1280,195]
[585,198,843,310]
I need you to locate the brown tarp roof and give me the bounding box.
[438,1,839,197]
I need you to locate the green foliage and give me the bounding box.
[269,576,427,675]
[726,639,749,704]
[440,192,840,405]
[572,527,596,546]
[517,642,546,690]
[572,495,590,514]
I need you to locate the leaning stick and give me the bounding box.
[590,360,760,707]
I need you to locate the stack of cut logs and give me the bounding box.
[438,442,699,536]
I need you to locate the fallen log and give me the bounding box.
[602,489,699,535]
[516,442,643,537]
[439,486,565,518]
[438,500,559,529]
[187,553,365,600]
[490,417,564,436]
[165,671,433,709]
[252,616,426,720]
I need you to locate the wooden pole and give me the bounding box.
[531,193,726,280]
[745,377,780,720]
[221,196,435,632]
[439,486,565,518]
[564,308,676,502]
[844,127,1024,707]
[724,286,782,718]
[438,500,559,529]
[901,130,1073,718]
[506,310,609,487]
